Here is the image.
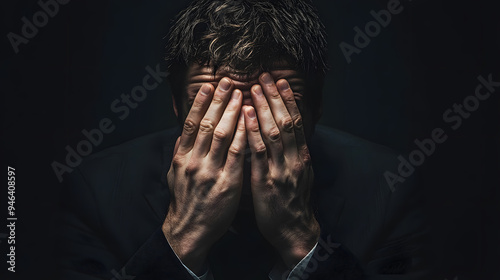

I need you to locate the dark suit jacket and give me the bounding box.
[57,125,433,280]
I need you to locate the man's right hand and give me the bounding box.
[162,78,246,275]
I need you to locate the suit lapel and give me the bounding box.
[143,128,179,221]
[315,194,346,234]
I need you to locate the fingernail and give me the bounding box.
[247,108,256,119]
[253,85,263,96]
[261,73,273,84]
[220,78,231,91]
[200,84,211,95]
[278,80,290,91]
[231,89,240,100]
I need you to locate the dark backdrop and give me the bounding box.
[2,0,499,279]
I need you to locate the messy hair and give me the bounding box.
[166,0,328,114]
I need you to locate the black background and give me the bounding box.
[2,0,499,279]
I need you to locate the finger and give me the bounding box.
[178,83,214,155]
[224,109,246,177]
[260,74,297,159]
[173,136,180,156]
[250,84,284,164]
[192,77,234,159]
[169,137,181,171]
[209,89,242,166]
[244,105,269,182]
[168,137,181,192]
[276,79,309,160]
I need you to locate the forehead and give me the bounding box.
[187,61,304,78]
[185,63,307,94]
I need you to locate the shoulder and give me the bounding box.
[311,125,415,199]
[75,127,179,174]
[311,125,398,178]
[59,129,180,262]
[65,127,179,196]
[61,127,179,219]
[81,127,179,165]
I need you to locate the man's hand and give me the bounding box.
[163,78,246,274]
[244,73,320,268]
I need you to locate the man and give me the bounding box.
[58,0,432,279]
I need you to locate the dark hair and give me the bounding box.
[166,0,328,117]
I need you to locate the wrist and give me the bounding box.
[276,220,320,268]
[162,223,210,275]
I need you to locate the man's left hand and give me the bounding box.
[243,73,320,268]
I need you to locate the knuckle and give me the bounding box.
[228,145,243,157]
[171,156,184,169]
[269,90,281,99]
[167,168,174,182]
[198,173,217,188]
[213,182,236,198]
[260,103,271,112]
[294,116,304,130]
[199,119,215,133]
[192,98,205,109]
[302,153,312,166]
[254,144,267,157]
[215,186,231,197]
[293,162,305,174]
[211,95,224,105]
[236,123,246,132]
[213,128,228,142]
[300,147,312,165]
[250,123,261,133]
[281,117,294,133]
[184,161,199,176]
[268,128,281,142]
[183,119,197,136]
[225,101,238,111]
[283,93,296,103]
